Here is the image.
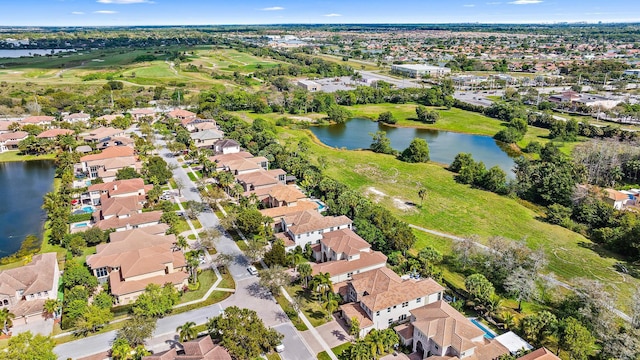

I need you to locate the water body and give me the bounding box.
[0,161,55,257]
[309,118,518,175]
[0,49,71,58]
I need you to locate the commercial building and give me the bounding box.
[297,79,323,92]
[391,64,451,78]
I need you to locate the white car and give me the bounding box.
[247,266,258,276]
[275,344,285,353]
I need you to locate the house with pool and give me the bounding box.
[75,146,141,182]
[78,178,152,206]
[92,194,163,232]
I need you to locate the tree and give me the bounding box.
[83,227,109,246]
[160,211,180,229]
[176,321,198,342]
[174,178,185,197]
[245,239,267,263]
[258,265,290,296]
[377,111,396,124]
[185,250,202,284]
[184,200,205,220]
[465,274,495,305]
[264,239,287,267]
[43,299,62,319]
[143,156,172,185]
[0,309,14,335]
[207,306,283,359]
[345,338,371,360]
[504,267,536,312]
[236,208,266,238]
[0,331,56,360]
[521,311,557,346]
[417,187,427,207]
[326,105,352,124]
[117,315,157,346]
[116,167,141,181]
[324,297,339,321]
[399,138,429,163]
[369,131,395,155]
[132,283,179,318]
[214,253,234,273]
[63,261,98,292]
[559,317,596,360]
[297,262,312,288]
[310,272,333,302]
[349,317,361,339]
[111,337,132,360]
[175,235,189,251]
[75,305,113,334]
[93,291,114,309]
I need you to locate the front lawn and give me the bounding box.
[217,268,235,289]
[179,269,217,303]
[285,284,331,328]
[318,342,352,360]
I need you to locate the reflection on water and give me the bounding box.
[309,118,517,176]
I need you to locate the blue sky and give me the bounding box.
[0,0,638,26]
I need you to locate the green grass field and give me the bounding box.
[0,152,56,163]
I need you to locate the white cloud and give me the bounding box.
[71,11,85,15]
[324,13,342,17]
[463,4,475,7]
[261,6,284,11]
[509,0,542,4]
[486,1,501,4]
[94,10,118,14]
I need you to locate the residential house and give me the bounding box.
[36,128,74,140]
[21,115,54,127]
[92,194,162,232]
[96,114,124,125]
[76,146,141,182]
[214,139,240,154]
[169,109,197,123]
[190,129,224,149]
[279,209,352,250]
[338,267,444,337]
[263,183,306,208]
[80,127,126,143]
[193,121,218,132]
[86,229,188,304]
[96,136,135,151]
[396,300,509,359]
[0,131,29,152]
[311,228,388,283]
[0,253,60,326]
[260,199,319,223]
[604,188,632,210]
[211,152,268,176]
[129,108,156,122]
[142,336,231,360]
[63,112,91,123]
[79,178,152,206]
[517,348,561,360]
[236,169,286,193]
[0,121,17,134]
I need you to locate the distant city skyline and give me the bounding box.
[0,0,638,27]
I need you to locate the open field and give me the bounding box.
[236,111,639,311]
[314,53,381,71]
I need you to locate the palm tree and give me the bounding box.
[501,312,515,330]
[0,309,15,335]
[324,298,339,321]
[177,321,198,342]
[186,250,203,284]
[380,329,399,353]
[310,272,333,302]
[346,339,372,360]
[175,236,189,251]
[43,299,62,319]
[365,329,385,358]
[297,263,312,288]
[417,186,427,207]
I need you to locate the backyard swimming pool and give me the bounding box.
[470,318,496,339]
[314,200,327,211]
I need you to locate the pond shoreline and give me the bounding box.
[0,152,56,163]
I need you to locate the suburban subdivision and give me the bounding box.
[0,8,639,360]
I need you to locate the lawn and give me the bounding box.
[174,218,202,233]
[217,269,235,289]
[243,119,639,312]
[0,152,56,163]
[274,292,308,331]
[317,342,352,360]
[285,284,331,328]
[179,269,217,303]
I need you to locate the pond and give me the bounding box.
[0,160,55,257]
[309,118,518,175]
[0,49,73,58]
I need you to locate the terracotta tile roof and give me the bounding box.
[21,115,55,124]
[100,194,142,217]
[88,178,147,196]
[36,128,74,138]
[94,210,162,230]
[518,348,561,360]
[211,153,261,173]
[130,108,155,115]
[260,200,319,220]
[10,298,46,317]
[236,171,279,188]
[474,339,510,360]
[194,122,218,131]
[65,113,90,120]
[109,269,188,296]
[81,146,134,162]
[96,114,123,122]
[142,337,232,360]
[275,232,296,247]
[0,253,58,297]
[348,266,402,296]
[339,302,374,328]
[215,139,240,149]
[321,229,371,257]
[169,109,196,119]
[0,131,28,142]
[605,188,628,201]
[80,127,125,142]
[394,322,414,341]
[283,210,352,235]
[0,122,15,131]
[311,251,387,279]
[361,277,444,312]
[410,301,485,354]
[108,224,169,241]
[267,184,306,204]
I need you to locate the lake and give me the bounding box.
[309,118,518,175]
[0,49,72,58]
[0,161,55,257]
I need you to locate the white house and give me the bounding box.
[280,210,352,249]
[0,131,28,152]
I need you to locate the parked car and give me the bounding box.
[275,344,285,353]
[247,266,258,276]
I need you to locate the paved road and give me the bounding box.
[358,70,421,89]
[55,137,315,360]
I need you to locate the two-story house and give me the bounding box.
[80,127,126,143]
[76,146,141,182]
[86,229,188,304]
[236,169,286,193]
[280,210,352,250]
[79,178,152,206]
[142,336,231,360]
[129,108,156,122]
[21,115,54,127]
[169,109,197,123]
[190,129,224,149]
[311,228,388,283]
[211,152,268,176]
[0,131,29,152]
[92,194,162,232]
[0,253,60,326]
[396,300,510,360]
[36,128,75,140]
[338,267,444,337]
[63,112,91,123]
[214,139,241,155]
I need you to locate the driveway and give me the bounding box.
[12,316,54,336]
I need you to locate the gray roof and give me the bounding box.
[190,129,224,141]
[76,145,93,153]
